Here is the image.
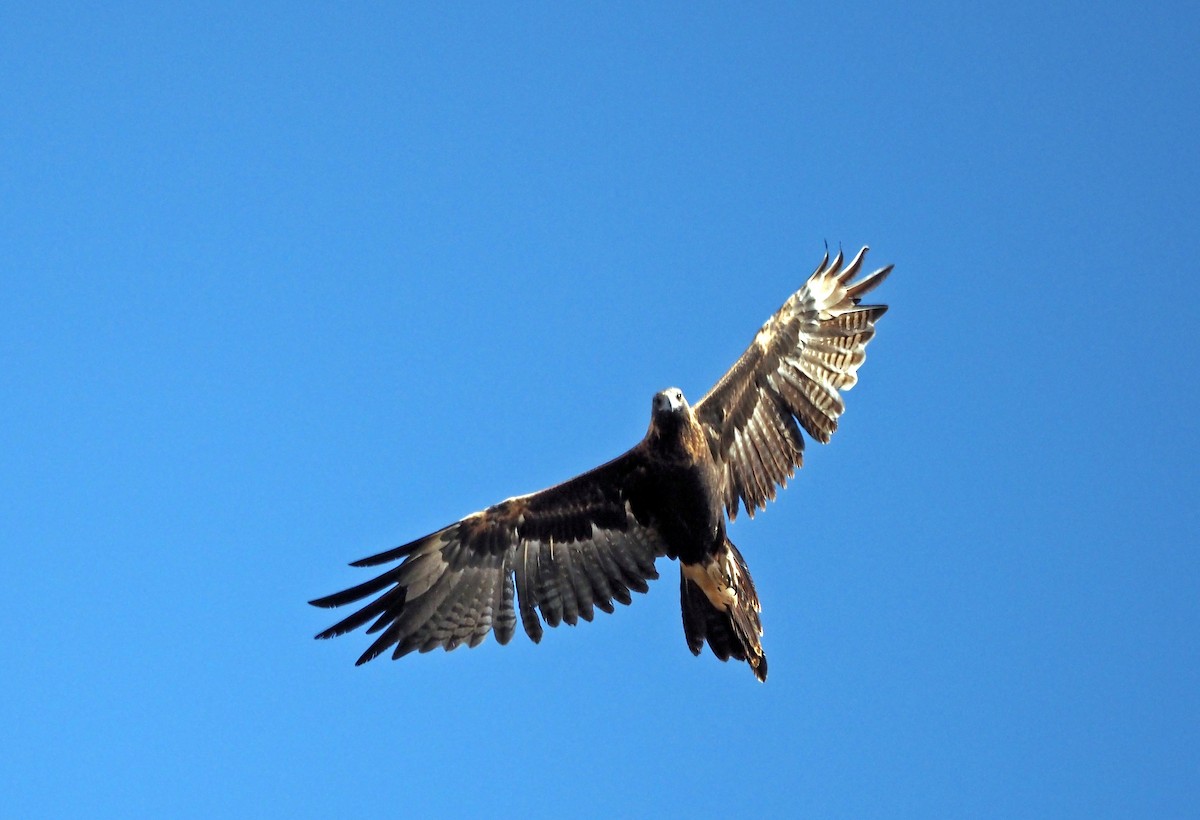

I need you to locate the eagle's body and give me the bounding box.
[311,247,892,681]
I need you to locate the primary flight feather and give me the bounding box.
[310,246,892,681]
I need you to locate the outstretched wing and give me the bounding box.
[309,448,666,665]
[693,246,891,519]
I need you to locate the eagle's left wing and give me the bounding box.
[309,447,667,665]
[693,247,891,519]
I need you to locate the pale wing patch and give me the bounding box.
[681,559,737,610]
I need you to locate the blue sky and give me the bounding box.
[3,2,1197,817]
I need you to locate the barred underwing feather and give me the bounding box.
[576,540,617,614]
[570,540,598,622]
[591,532,635,606]
[515,541,543,642]
[495,572,516,645]
[552,540,583,627]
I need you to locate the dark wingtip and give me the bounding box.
[813,243,831,276]
[845,263,894,302]
[350,526,454,567]
[838,246,870,282]
[354,637,392,666]
[313,620,362,641]
[829,247,844,275]
[350,543,414,568]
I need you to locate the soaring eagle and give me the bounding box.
[311,247,891,681]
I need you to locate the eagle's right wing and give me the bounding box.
[693,247,891,519]
[309,448,667,665]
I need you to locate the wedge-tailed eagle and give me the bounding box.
[311,247,891,681]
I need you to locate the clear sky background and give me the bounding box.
[3,3,1197,818]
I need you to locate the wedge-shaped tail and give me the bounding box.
[680,540,767,682]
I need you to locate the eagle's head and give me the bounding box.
[652,387,689,418]
[647,387,708,457]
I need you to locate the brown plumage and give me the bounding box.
[310,246,891,681]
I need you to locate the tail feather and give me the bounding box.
[680,541,767,682]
